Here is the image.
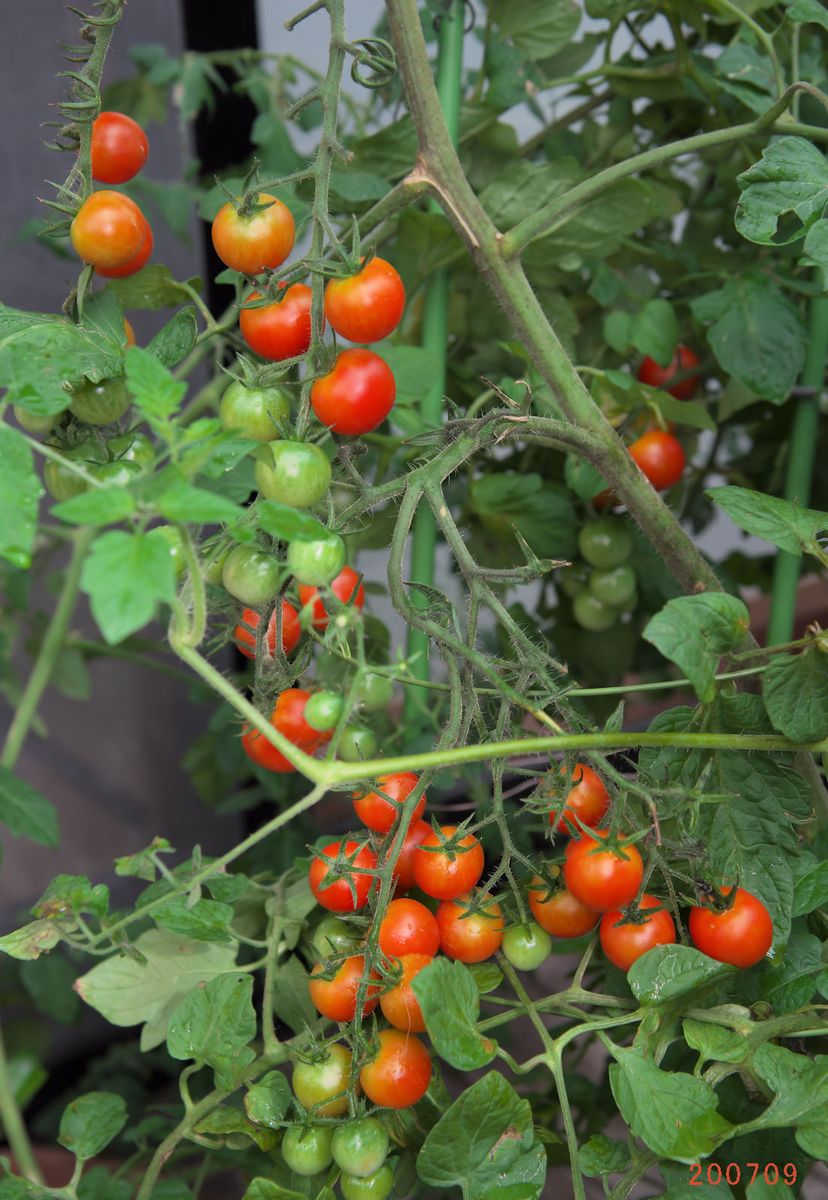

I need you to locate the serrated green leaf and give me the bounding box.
[736,137,828,248]
[153,895,234,942]
[157,481,242,524]
[0,425,40,568]
[52,487,135,527]
[0,767,58,847]
[628,945,731,1004]
[412,959,498,1070]
[145,308,198,369]
[124,346,186,421]
[58,1092,127,1160]
[257,500,327,543]
[167,972,256,1086]
[491,0,580,61]
[105,265,193,311]
[707,486,828,558]
[0,920,62,961]
[80,530,176,644]
[643,594,750,702]
[762,650,828,742]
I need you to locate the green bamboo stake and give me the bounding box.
[404,0,464,720]
[767,270,828,645]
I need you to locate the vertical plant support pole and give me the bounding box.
[767,271,828,645]
[404,0,464,721]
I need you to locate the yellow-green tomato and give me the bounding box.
[338,726,377,762]
[287,532,346,587]
[291,1044,352,1117]
[222,544,282,607]
[281,1124,334,1177]
[14,406,57,435]
[255,440,332,508]
[331,1117,389,1178]
[69,377,130,426]
[340,1164,395,1200]
[43,440,106,501]
[219,380,290,442]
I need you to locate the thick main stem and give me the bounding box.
[0,1018,42,1184]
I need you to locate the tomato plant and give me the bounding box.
[436,893,504,963]
[280,1123,334,1177]
[218,380,290,442]
[331,1117,389,1178]
[287,531,346,586]
[528,882,600,940]
[308,840,377,913]
[292,1044,352,1117]
[637,344,701,400]
[233,599,301,660]
[221,544,281,607]
[308,954,379,1022]
[629,429,687,492]
[298,565,365,629]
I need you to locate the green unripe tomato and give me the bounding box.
[338,726,378,763]
[332,1117,389,1179]
[292,1044,351,1117]
[557,563,589,598]
[287,532,346,587]
[14,405,56,435]
[573,591,617,633]
[108,430,155,468]
[203,546,231,585]
[281,1124,334,1177]
[255,440,332,508]
[340,1165,395,1200]
[43,440,106,501]
[311,914,361,960]
[305,690,344,732]
[90,459,141,488]
[222,544,282,606]
[613,588,638,615]
[588,563,636,607]
[151,524,186,579]
[219,380,290,442]
[69,377,130,426]
[502,922,552,971]
[355,672,394,713]
[578,518,632,569]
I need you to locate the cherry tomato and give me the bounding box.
[281,1124,333,1177]
[14,407,56,435]
[338,726,378,762]
[43,440,106,501]
[413,826,484,901]
[305,690,345,732]
[589,563,636,607]
[91,112,149,184]
[378,898,440,959]
[309,840,377,913]
[239,284,312,361]
[70,191,148,270]
[95,217,153,278]
[386,819,431,890]
[379,953,432,1034]
[629,430,686,491]
[340,1165,395,1200]
[222,544,281,607]
[688,887,772,968]
[233,599,301,660]
[311,349,395,436]
[355,672,395,713]
[324,257,405,344]
[219,380,290,442]
[109,430,154,468]
[308,954,380,1022]
[287,533,346,587]
[242,688,328,773]
[563,832,644,914]
[123,319,136,347]
[358,1029,431,1110]
[254,440,331,508]
[557,563,589,599]
[89,459,141,488]
[311,915,361,960]
[637,344,700,400]
[502,922,552,971]
[578,518,632,569]
[547,763,610,833]
[69,377,130,426]
[600,893,676,971]
[528,881,600,939]
[298,566,365,630]
[211,192,295,275]
[354,773,425,834]
[573,591,617,632]
[436,893,504,963]
[292,1044,352,1117]
[332,1117,389,1179]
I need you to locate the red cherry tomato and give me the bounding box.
[353,773,425,834]
[563,831,644,914]
[379,953,431,1034]
[241,687,329,773]
[413,825,484,901]
[234,600,301,660]
[95,217,153,278]
[599,893,676,971]
[378,898,440,959]
[548,763,610,833]
[311,349,395,436]
[309,840,377,913]
[637,344,700,400]
[436,893,504,962]
[528,881,599,938]
[323,257,405,344]
[70,191,148,270]
[629,430,686,491]
[239,284,313,361]
[211,193,295,275]
[688,887,773,968]
[298,566,365,631]
[308,954,380,1022]
[358,1029,431,1109]
[91,111,149,184]
[386,819,431,891]
[241,725,297,773]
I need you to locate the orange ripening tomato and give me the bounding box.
[379,953,432,1033]
[359,1029,432,1109]
[353,772,425,834]
[688,886,773,968]
[548,763,610,833]
[599,893,676,971]
[239,284,313,361]
[298,566,365,631]
[308,954,380,1022]
[386,819,431,891]
[637,344,700,400]
[563,831,644,914]
[378,898,440,959]
[211,193,295,275]
[96,217,153,278]
[413,826,484,900]
[71,191,148,270]
[309,840,378,913]
[91,111,149,184]
[629,430,686,491]
[324,257,405,343]
[234,600,301,660]
[436,893,504,962]
[311,349,396,436]
[528,880,600,938]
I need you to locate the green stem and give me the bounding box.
[767,268,828,644]
[2,528,93,770]
[404,0,464,722]
[0,1019,42,1184]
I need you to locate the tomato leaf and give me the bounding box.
[153,895,235,943]
[491,0,580,61]
[736,137,828,248]
[52,487,135,527]
[105,265,197,311]
[411,959,498,1070]
[748,1043,828,1160]
[792,858,828,917]
[707,485,828,558]
[124,346,186,422]
[643,594,750,702]
[80,530,177,644]
[243,1072,292,1129]
[167,972,256,1089]
[58,1092,127,1161]
[0,425,40,568]
[0,766,59,848]
[763,650,828,742]
[788,0,828,29]
[269,953,317,1034]
[578,1134,630,1178]
[628,945,731,1004]
[157,480,242,525]
[146,307,198,369]
[0,920,63,961]
[257,500,327,544]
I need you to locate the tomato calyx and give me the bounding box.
[309,839,377,905]
[606,895,669,928]
[416,821,479,864]
[692,878,741,914]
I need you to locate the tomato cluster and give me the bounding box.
[558,516,638,632]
